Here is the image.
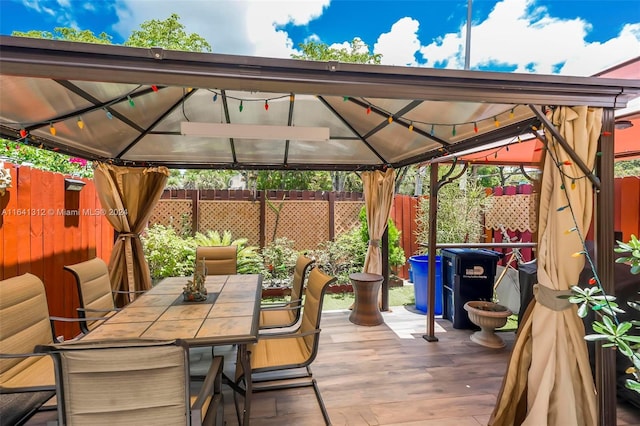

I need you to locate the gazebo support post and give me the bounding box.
[381,226,390,311]
[595,107,616,426]
[423,162,439,342]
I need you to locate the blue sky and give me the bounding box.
[1,0,638,76]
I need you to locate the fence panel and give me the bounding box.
[0,164,114,338]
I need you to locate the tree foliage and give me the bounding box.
[12,28,112,44]
[124,13,211,52]
[292,38,381,64]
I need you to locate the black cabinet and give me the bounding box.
[442,248,502,329]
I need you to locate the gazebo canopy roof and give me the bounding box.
[1,36,638,171]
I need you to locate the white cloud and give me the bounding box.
[113,0,328,57]
[106,0,637,75]
[559,23,640,76]
[373,17,421,66]
[417,0,640,75]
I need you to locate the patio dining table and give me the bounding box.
[80,273,263,425]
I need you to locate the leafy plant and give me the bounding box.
[615,234,640,275]
[141,224,196,280]
[357,207,405,270]
[309,228,367,285]
[193,230,263,274]
[570,235,640,394]
[415,169,489,251]
[261,237,299,286]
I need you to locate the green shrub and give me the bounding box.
[193,230,263,274]
[261,237,299,286]
[309,228,366,285]
[358,207,406,270]
[141,224,195,280]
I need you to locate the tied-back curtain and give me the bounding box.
[93,163,169,306]
[490,106,601,426]
[362,169,395,275]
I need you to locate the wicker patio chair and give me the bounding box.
[64,257,145,334]
[195,246,237,275]
[234,266,336,425]
[259,254,315,330]
[37,339,224,426]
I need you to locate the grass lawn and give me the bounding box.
[322,285,416,311]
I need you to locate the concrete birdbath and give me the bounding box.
[464,301,512,348]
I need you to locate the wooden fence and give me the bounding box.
[0,163,114,338]
[150,189,365,251]
[390,177,640,279]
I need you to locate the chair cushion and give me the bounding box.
[0,273,54,387]
[196,246,237,275]
[65,258,115,312]
[0,355,55,389]
[58,343,188,425]
[249,336,311,371]
[259,309,296,328]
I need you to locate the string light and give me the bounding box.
[387,115,393,124]
[494,116,500,128]
[104,108,113,120]
[151,85,158,92]
[509,108,514,119]
[562,160,572,166]
[264,100,269,111]
[564,227,577,234]
[571,251,586,258]
[19,128,27,138]
[473,122,478,133]
[588,277,597,286]
[49,123,56,136]
[557,205,570,211]
[366,105,371,115]
[127,96,135,107]
[213,93,218,102]
[430,125,435,136]
[77,116,85,129]
[452,125,456,136]
[571,179,576,190]
[343,96,349,102]
[239,100,243,112]
[290,94,295,102]
[408,122,414,132]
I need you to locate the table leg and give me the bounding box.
[238,344,252,425]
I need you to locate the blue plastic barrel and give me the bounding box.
[408,255,443,314]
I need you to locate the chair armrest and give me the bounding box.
[77,307,121,314]
[50,315,111,322]
[257,329,321,340]
[260,299,302,310]
[112,289,146,295]
[191,355,224,423]
[0,351,47,359]
[260,304,301,312]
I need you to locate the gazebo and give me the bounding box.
[1,36,638,425]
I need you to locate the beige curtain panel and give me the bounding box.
[362,168,396,275]
[93,163,169,306]
[490,106,602,426]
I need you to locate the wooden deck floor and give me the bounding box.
[220,307,640,425]
[25,306,640,425]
